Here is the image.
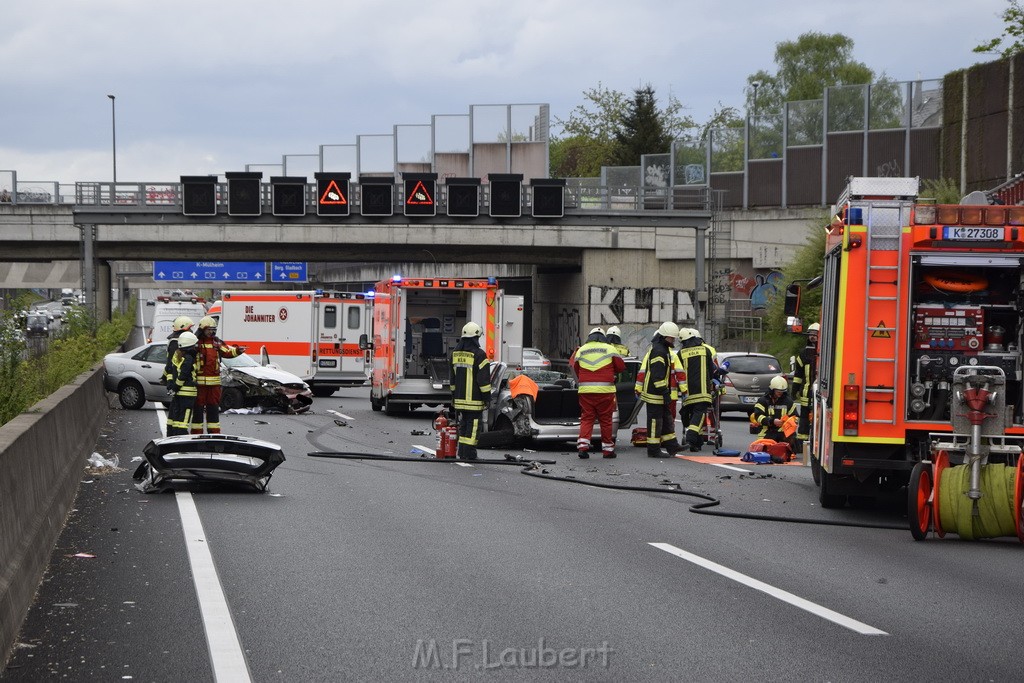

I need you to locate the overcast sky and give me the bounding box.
[0,0,1009,187]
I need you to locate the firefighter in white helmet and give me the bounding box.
[162,316,195,385]
[191,316,245,434]
[791,322,820,451]
[166,331,199,436]
[570,327,625,458]
[602,327,626,358]
[449,322,491,460]
[676,327,718,452]
[752,375,797,445]
[633,321,684,457]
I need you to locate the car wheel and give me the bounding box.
[312,386,336,398]
[221,387,244,410]
[118,379,146,410]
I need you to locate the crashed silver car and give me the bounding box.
[103,341,313,414]
[478,360,640,448]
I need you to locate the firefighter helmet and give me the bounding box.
[589,327,605,336]
[656,321,679,338]
[678,327,697,342]
[808,322,820,333]
[198,316,217,330]
[770,376,788,391]
[172,316,194,331]
[461,322,483,338]
[606,326,621,337]
[177,331,199,349]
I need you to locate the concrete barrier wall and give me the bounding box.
[0,365,108,666]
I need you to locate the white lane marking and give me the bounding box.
[649,542,888,636]
[159,404,253,679]
[709,463,752,473]
[176,493,254,682]
[327,409,354,421]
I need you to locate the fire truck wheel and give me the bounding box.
[221,387,244,411]
[908,461,933,541]
[818,469,847,509]
[810,454,821,486]
[370,396,383,412]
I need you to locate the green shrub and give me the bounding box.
[0,303,134,426]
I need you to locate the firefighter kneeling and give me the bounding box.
[571,327,625,458]
[750,375,798,461]
[449,322,491,460]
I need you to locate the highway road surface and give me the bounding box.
[3,383,1023,681]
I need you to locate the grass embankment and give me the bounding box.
[0,305,134,426]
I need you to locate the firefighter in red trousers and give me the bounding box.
[571,327,626,459]
[191,316,245,434]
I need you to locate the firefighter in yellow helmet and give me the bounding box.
[633,321,683,457]
[449,321,491,460]
[752,375,797,444]
[191,316,245,434]
[571,327,625,458]
[166,331,199,436]
[791,322,819,451]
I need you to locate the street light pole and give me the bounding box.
[107,94,117,184]
[750,81,760,158]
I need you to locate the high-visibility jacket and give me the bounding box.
[677,341,716,405]
[791,344,816,407]
[634,338,682,404]
[196,336,242,386]
[571,340,625,393]
[170,350,198,398]
[610,342,630,357]
[163,329,187,383]
[450,339,491,411]
[752,391,797,439]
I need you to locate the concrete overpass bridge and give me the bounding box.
[0,182,819,353]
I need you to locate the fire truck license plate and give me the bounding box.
[943,226,1003,240]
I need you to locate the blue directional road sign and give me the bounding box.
[153,261,266,282]
[270,261,308,283]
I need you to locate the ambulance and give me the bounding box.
[368,276,524,414]
[218,290,372,397]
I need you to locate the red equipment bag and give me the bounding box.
[631,428,648,446]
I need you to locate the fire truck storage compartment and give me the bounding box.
[907,254,1023,423]
[402,289,469,380]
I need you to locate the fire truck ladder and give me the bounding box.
[861,201,904,425]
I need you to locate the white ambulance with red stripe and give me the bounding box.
[217,290,372,397]
[369,276,523,415]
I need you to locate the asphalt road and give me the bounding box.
[3,384,1023,682]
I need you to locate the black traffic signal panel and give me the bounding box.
[403,173,437,217]
[488,174,523,218]
[316,172,351,217]
[360,181,394,217]
[446,180,480,218]
[271,176,306,217]
[225,172,262,216]
[181,176,217,216]
[531,181,565,218]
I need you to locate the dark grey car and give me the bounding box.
[715,352,784,414]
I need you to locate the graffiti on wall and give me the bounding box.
[712,268,785,311]
[555,307,582,358]
[588,286,696,326]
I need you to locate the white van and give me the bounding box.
[147,301,208,342]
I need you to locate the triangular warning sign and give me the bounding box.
[319,180,348,205]
[871,321,891,338]
[406,180,434,206]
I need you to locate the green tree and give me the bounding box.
[610,86,675,166]
[551,83,694,176]
[974,0,1024,56]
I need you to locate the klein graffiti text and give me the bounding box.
[588,286,696,325]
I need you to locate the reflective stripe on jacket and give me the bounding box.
[634,338,676,404]
[571,341,625,394]
[171,351,198,398]
[677,342,715,405]
[450,340,491,411]
[196,337,241,386]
